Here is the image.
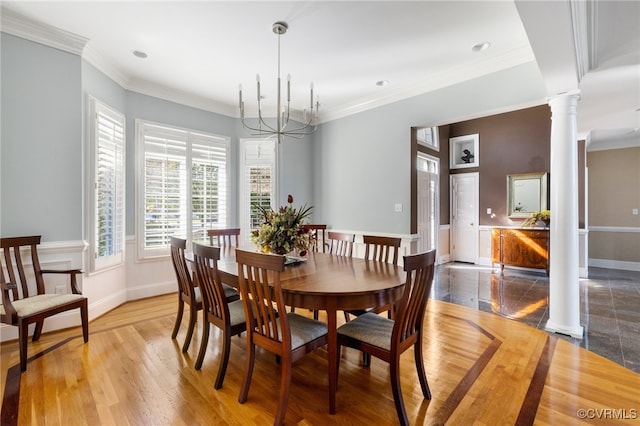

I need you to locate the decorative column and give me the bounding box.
[546,92,583,338]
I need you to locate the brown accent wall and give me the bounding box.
[446,106,551,226]
[411,105,587,230]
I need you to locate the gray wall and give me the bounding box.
[312,61,548,234]
[1,33,83,241]
[1,33,316,242]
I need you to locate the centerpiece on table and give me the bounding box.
[522,210,550,227]
[251,195,313,256]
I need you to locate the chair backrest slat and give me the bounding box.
[305,224,327,253]
[327,231,355,257]
[236,249,288,351]
[207,228,240,247]
[363,235,401,265]
[192,243,227,325]
[392,250,436,347]
[170,237,196,301]
[1,236,44,299]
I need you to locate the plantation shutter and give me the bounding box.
[191,132,229,243]
[242,140,276,231]
[91,98,125,271]
[137,121,230,258]
[142,124,188,254]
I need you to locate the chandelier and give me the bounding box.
[238,22,319,143]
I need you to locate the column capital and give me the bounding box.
[547,90,581,111]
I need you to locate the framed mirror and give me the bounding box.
[507,172,548,218]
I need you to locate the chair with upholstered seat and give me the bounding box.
[344,234,402,322]
[336,250,436,426]
[327,231,355,257]
[235,249,328,426]
[0,235,88,372]
[170,237,239,353]
[207,228,241,247]
[191,243,247,388]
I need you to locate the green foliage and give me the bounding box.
[250,195,313,255]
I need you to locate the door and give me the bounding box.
[450,172,479,263]
[417,154,439,253]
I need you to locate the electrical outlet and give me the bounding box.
[394,203,403,212]
[55,286,66,294]
[487,208,492,215]
[633,208,639,215]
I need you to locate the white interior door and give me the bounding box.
[450,172,479,263]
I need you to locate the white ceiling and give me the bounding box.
[3,1,639,148]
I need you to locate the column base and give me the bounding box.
[545,320,584,339]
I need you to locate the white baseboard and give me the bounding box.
[127,280,176,301]
[589,258,640,272]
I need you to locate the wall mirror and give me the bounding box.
[507,172,548,218]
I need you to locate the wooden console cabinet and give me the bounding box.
[491,228,549,275]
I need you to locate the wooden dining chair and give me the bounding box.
[191,243,247,389]
[336,250,436,426]
[207,228,241,247]
[344,235,402,322]
[305,224,327,253]
[170,237,239,353]
[327,231,355,257]
[0,235,88,372]
[235,249,328,426]
[170,237,202,352]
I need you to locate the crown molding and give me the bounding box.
[82,43,130,89]
[0,7,88,55]
[569,0,590,81]
[126,77,237,118]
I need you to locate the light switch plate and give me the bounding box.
[394,203,403,212]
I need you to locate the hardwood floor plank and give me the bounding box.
[2,294,639,425]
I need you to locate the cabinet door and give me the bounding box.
[503,230,547,269]
[520,231,548,269]
[491,229,502,264]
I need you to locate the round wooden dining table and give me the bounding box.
[214,247,406,414]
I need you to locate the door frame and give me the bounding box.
[417,152,440,254]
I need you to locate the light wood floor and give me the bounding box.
[2,294,639,425]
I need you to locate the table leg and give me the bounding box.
[326,297,338,414]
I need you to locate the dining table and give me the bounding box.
[211,246,407,414]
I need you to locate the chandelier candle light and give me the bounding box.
[238,21,319,144]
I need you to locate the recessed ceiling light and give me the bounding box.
[472,42,491,52]
[376,80,389,87]
[133,50,148,59]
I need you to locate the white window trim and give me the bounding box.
[135,119,230,260]
[87,96,126,272]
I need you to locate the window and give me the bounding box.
[239,139,277,241]
[137,121,229,258]
[89,97,125,272]
[416,126,439,151]
[417,153,439,253]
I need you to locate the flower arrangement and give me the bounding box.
[522,210,550,227]
[250,195,313,255]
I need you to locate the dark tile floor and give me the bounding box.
[432,262,640,373]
